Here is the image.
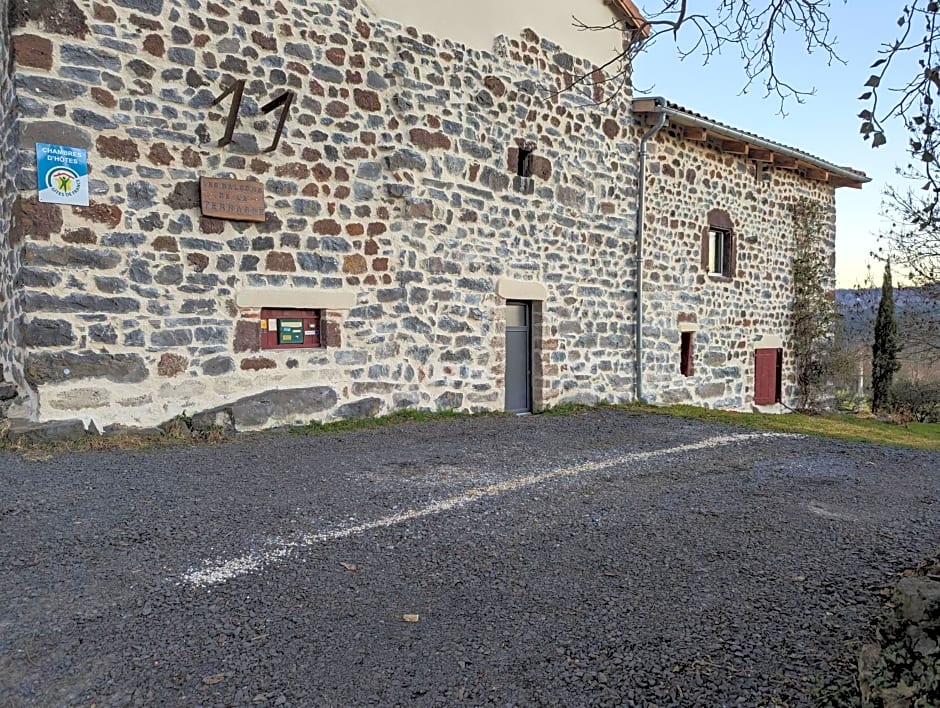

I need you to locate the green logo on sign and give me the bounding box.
[47,166,81,199]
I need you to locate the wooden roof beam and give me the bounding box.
[773,154,797,169]
[831,177,863,189]
[799,163,829,181]
[750,148,774,162]
[684,126,707,141]
[796,160,829,182]
[722,139,749,155]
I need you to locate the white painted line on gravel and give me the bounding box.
[181,432,795,587]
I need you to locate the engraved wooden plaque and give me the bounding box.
[200,177,266,222]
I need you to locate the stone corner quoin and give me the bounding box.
[0,0,851,431]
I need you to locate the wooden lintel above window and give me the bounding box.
[750,148,774,162]
[773,154,797,169]
[722,139,749,154]
[684,126,707,141]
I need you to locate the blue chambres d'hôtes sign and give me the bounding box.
[36,143,89,206]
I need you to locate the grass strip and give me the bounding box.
[629,403,940,450]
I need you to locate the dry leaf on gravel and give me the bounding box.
[202,673,225,685]
[340,562,359,572]
[403,614,420,622]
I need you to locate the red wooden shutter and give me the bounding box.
[754,348,779,404]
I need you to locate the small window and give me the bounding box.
[703,209,735,278]
[680,331,694,377]
[260,308,321,349]
[517,146,533,178]
[708,228,733,277]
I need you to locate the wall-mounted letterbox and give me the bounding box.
[260,308,321,349]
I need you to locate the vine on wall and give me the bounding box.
[790,197,838,410]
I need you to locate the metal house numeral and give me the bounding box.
[260,91,295,153]
[210,79,246,148]
[210,80,295,153]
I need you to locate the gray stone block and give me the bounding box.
[151,329,193,347]
[4,418,90,445]
[127,181,158,210]
[311,64,343,83]
[22,292,140,315]
[72,108,117,130]
[334,351,367,366]
[60,44,121,71]
[113,0,164,15]
[435,391,464,410]
[22,319,75,347]
[189,409,235,435]
[201,356,234,376]
[228,386,338,428]
[167,47,196,65]
[296,253,338,273]
[895,577,940,627]
[23,244,121,270]
[154,265,183,285]
[335,397,383,420]
[19,120,91,149]
[16,75,86,100]
[25,352,148,385]
[88,324,118,344]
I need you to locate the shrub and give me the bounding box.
[890,379,940,423]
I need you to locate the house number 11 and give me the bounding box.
[211,79,296,153]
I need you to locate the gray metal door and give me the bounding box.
[505,301,531,413]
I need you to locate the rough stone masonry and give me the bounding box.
[0,0,858,431]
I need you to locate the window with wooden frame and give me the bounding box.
[708,228,733,277]
[260,308,322,349]
[680,331,694,377]
[702,208,736,278]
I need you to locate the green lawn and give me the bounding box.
[630,404,940,450]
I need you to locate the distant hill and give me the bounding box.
[836,286,940,380]
[836,286,940,342]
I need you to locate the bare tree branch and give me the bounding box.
[562,1,842,109]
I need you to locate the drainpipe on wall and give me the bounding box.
[635,99,667,403]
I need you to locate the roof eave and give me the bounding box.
[633,97,870,188]
[607,0,651,38]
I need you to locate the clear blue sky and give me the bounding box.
[633,1,911,288]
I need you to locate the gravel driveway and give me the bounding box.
[1,409,937,706]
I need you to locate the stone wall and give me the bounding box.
[641,124,837,409]
[858,557,940,706]
[0,0,30,417]
[7,0,642,429]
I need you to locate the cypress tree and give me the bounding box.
[871,261,902,412]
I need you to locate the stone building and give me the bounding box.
[0,0,867,432]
